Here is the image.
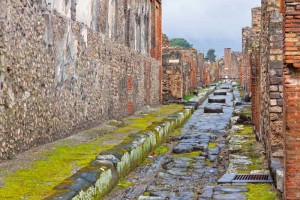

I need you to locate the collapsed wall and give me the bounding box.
[0,0,162,160]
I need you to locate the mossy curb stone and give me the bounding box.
[45,88,215,200]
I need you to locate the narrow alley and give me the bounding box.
[2,0,300,199]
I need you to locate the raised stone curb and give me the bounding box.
[45,87,216,200]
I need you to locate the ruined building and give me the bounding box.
[162,35,199,101]
[0,0,162,160]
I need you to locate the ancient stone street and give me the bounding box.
[103,83,279,200]
[3,0,300,199]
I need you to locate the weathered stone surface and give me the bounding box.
[213,193,247,200]
[204,105,223,113]
[0,0,162,160]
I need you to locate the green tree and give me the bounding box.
[170,38,193,50]
[206,49,217,62]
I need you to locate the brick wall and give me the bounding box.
[282,0,300,198]
[0,0,161,160]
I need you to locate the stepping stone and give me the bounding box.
[208,97,226,103]
[214,90,227,95]
[204,105,223,113]
[220,86,231,90]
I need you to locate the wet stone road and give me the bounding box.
[104,83,239,200]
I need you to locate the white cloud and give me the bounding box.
[163,0,261,56]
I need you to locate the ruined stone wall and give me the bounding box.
[250,7,262,134]
[181,49,198,92]
[198,53,204,85]
[162,47,199,101]
[259,0,284,161]
[282,0,300,198]
[162,51,183,100]
[241,27,253,90]
[223,48,232,79]
[202,62,211,87]
[231,51,242,80]
[219,50,241,80]
[0,0,161,159]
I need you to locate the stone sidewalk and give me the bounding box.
[104,83,281,200]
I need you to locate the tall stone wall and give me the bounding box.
[282,0,300,198]
[0,0,161,159]
[259,0,284,160]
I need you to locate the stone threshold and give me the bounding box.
[45,87,216,200]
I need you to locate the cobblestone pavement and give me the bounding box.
[104,83,280,200]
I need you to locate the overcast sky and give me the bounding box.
[162,0,261,57]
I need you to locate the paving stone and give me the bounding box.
[138,196,165,200]
[200,186,214,198]
[173,145,194,154]
[214,186,249,193]
[213,193,246,200]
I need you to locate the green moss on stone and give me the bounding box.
[183,92,197,100]
[245,184,280,200]
[0,138,114,200]
[0,103,184,199]
[173,151,202,158]
[208,143,217,149]
[237,125,254,136]
[117,178,134,188]
[154,145,169,155]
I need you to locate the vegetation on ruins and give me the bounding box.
[170,38,193,50]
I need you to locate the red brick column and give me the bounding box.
[283,1,300,198]
[150,0,162,103]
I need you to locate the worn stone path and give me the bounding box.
[104,83,280,200]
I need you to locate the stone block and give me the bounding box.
[270,92,281,99]
[270,106,283,113]
[270,85,278,91]
[270,99,277,106]
[276,169,283,192]
[208,97,226,103]
[214,90,227,95]
[204,105,223,113]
